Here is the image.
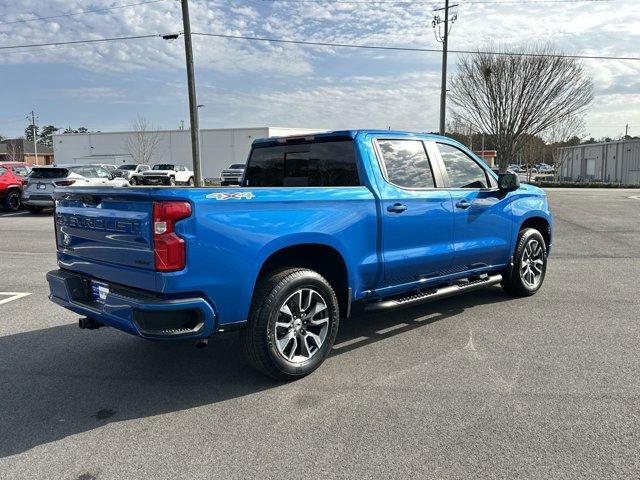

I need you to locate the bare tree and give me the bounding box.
[449,45,593,171]
[542,114,585,180]
[5,140,23,163]
[125,116,162,165]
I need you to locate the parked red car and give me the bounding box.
[0,163,29,211]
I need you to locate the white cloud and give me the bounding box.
[0,0,639,137]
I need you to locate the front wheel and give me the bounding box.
[168,176,176,186]
[241,268,340,380]
[501,228,548,297]
[188,177,194,186]
[129,177,137,185]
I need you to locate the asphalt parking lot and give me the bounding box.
[1,189,639,479]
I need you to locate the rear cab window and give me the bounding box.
[244,139,360,187]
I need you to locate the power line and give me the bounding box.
[0,0,169,26]
[191,32,640,62]
[1,31,638,62]
[0,33,170,51]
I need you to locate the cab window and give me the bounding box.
[437,143,489,189]
[245,140,360,187]
[377,139,435,189]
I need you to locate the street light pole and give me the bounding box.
[180,0,202,186]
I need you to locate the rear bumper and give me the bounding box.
[22,194,54,207]
[46,269,216,340]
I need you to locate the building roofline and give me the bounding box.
[558,139,640,150]
[52,126,323,137]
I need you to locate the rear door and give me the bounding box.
[433,141,512,271]
[374,138,455,287]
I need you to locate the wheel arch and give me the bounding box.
[519,216,551,249]
[255,242,351,318]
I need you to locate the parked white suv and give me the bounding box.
[140,164,194,186]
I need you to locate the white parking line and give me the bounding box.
[376,323,409,335]
[332,336,369,350]
[0,211,29,217]
[0,292,32,305]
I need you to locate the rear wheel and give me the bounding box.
[501,228,547,297]
[241,268,340,380]
[4,190,21,211]
[188,177,194,186]
[129,177,138,185]
[168,176,176,186]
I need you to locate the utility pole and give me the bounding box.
[625,124,629,138]
[433,1,458,135]
[180,0,202,186]
[27,110,38,164]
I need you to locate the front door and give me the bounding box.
[375,138,455,287]
[434,142,512,271]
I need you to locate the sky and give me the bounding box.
[0,0,639,140]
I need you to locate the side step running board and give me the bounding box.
[364,273,503,312]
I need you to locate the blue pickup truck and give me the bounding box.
[47,130,552,379]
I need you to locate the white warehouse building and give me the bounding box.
[52,127,322,180]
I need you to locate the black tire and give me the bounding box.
[241,268,340,380]
[168,176,176,186]
[26,205,44,214]
[188,177,194,186]
[501,228,548,297]
[4,190,21,212]
[129,177,138,185]
[220,181,228,186]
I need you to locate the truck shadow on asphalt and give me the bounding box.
[0,287,511,458]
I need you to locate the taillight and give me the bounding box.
[152,201,191,271]
[54,180,76,187]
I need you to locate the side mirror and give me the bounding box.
[498,172,520,192]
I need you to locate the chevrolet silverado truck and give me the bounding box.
[47,130,552,380]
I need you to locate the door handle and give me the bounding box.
[455,199,471,209]
[387,203,407,213]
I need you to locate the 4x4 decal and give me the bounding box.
[206,192,255,200]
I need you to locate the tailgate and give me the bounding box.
[55,190,155,270]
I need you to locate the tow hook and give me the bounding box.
[195,339,208,349]
[78,317,104,330]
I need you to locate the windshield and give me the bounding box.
[30,168,69,179]
[153,164,174,170]
[229,164,245,169]
[119,164,137,170]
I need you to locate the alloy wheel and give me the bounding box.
[274,288,329,364]
[520,238,544,288]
